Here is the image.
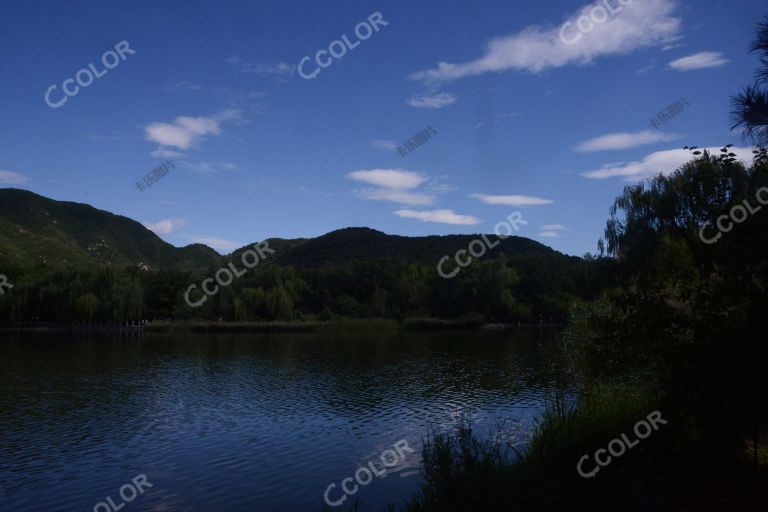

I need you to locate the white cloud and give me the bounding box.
[661,43,684,52]
[410,0,681,83]
[180,161,237,174]
[395,209,481,225]
[145,109,240,150]
[0,170,28,184]
[151,148,184,158]
[227,55,295,82]
[370,140,398,151]
[470,193,554,206]
[355,188,434,206]
[574,130,681,152]
[668,51,728,71]
[180,236,243,253]
[407,92,457,109]
[539,224,565,237]
[426,179,458,194]
[245,62,295,76]
[581,146,754,181]
[347,169,427,190]
[347,170,451,206]
[144,218,187,236]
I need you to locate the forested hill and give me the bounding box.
[248,227,562,268]
[0,188,603,323]
[1,188,576,269]
[0,188,221,269]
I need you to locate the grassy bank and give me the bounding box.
[400,379,766,511]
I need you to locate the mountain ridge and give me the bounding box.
[0,188,574,270]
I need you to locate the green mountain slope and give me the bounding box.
[1,188,576,270]
[0,188,221,269]
[229,227,572,268]
[0,189,597,323]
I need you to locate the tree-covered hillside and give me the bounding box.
[0,189,606,324]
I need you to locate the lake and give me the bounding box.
[0,328,565,512]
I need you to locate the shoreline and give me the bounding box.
[0,319,563,334]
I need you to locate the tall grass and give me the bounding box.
[404,380,676,511]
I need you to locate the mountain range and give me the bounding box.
[0,188,577,270]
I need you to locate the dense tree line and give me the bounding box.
[0,249,605,324]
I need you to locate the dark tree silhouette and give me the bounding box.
[732,15,768,146]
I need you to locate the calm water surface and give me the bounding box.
[0,329,564,512]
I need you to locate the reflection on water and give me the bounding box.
[0,328,564,512]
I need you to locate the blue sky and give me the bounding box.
[0,0,764,255]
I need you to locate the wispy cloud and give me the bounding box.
[144,217,187,236]
[348,169,434,205]
[407,92,457,109]
[0,170,28,184]
[474,112,521,131]
[395,209,480,225]
[470,193,553,206]
[347,169,427,190]
[539,224,566,237]
[179,236,243,253]
[356,188,434,206]
[180,161,237,174]
[151,148,184,158]
[668,51,728,71]
[574,130,681,152]
[144,109,241,151]
[153,81,265,108]
[227,55,295,81]
[370,139,398,151]
[581,146,754,181]
[425,178,458,194]
[153,81,206,93]
[410,0,680,83]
